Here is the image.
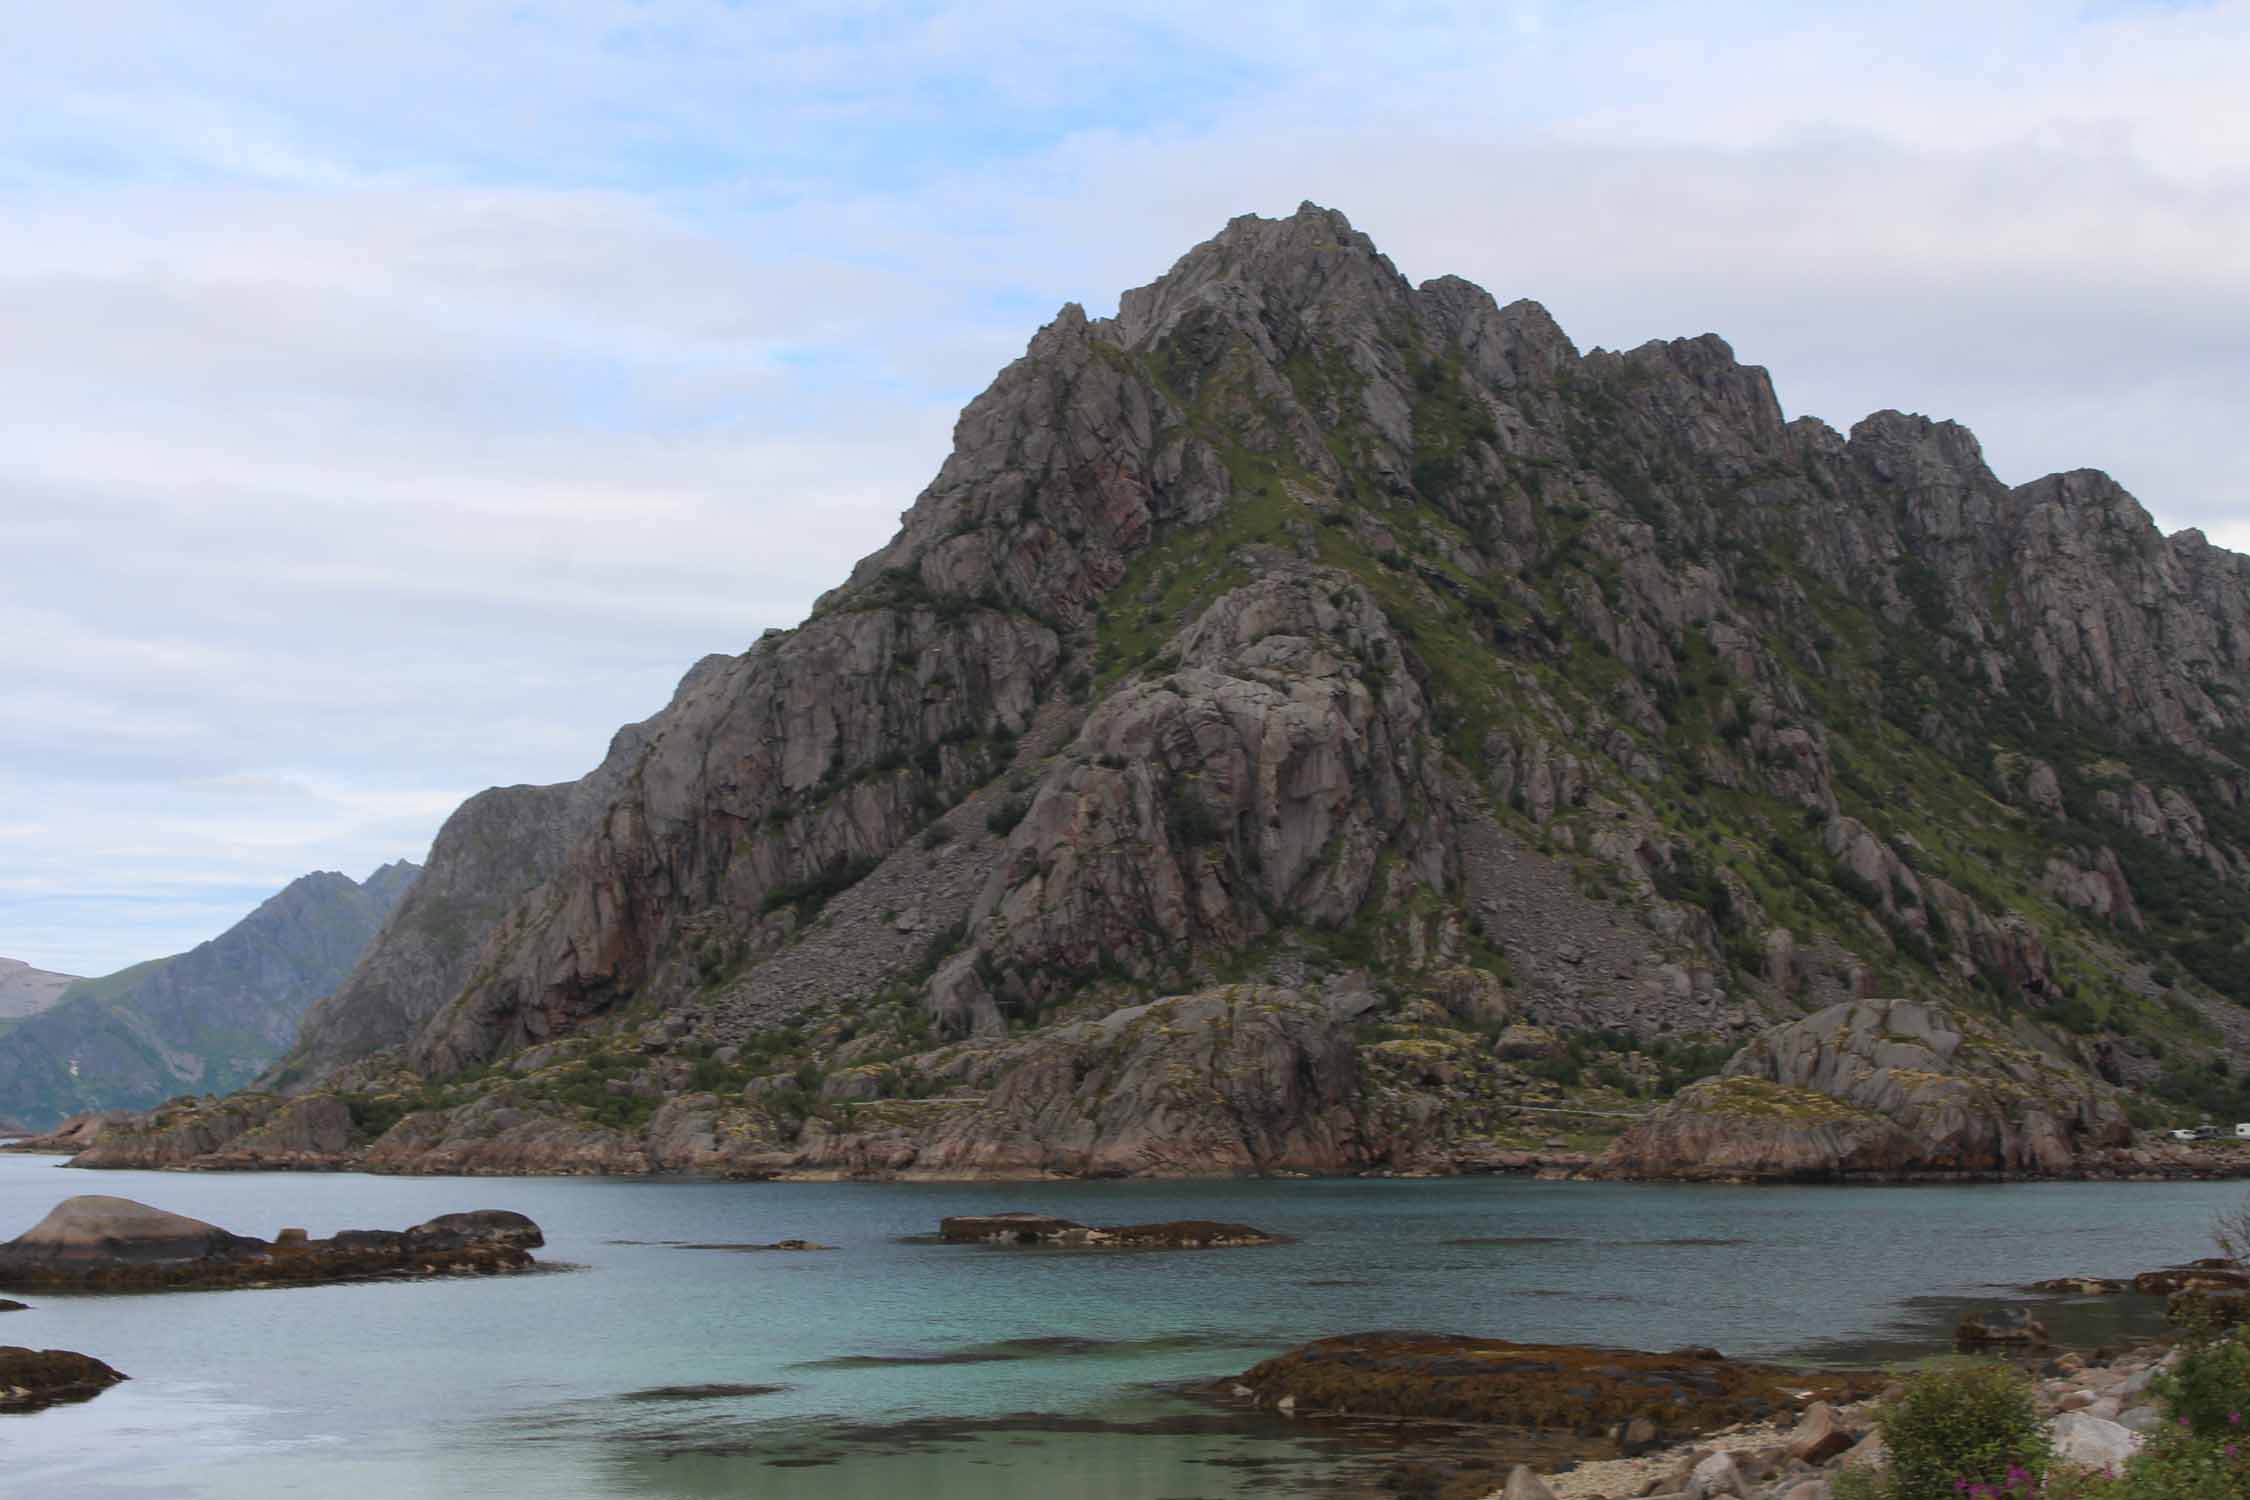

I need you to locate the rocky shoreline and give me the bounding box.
[1214,1327,2181,1500]
[11,999,2249,1186]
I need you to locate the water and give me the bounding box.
[0,1152,2236,1499]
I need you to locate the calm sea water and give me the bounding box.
[0,1152,2234,1499]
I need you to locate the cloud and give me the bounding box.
[2,0,2245,972]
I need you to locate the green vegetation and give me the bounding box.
[1867,1360,2052,1500]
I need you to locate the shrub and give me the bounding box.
[2094,1430,2250,1499]
[985,796,1031,836]
[1165,798,1224,847]
[1875,1359,2050,1500]
[2155,1326,2250,1437]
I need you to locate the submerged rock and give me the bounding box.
[0,1346,128,1412]
[0,1196,544,1292]
[1956,1307,2049,1349]
[937,1212,1279,1248]
[672,1239,836,1252]
[1231,1332,1878,1441]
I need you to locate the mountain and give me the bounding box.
[0,959,80,1028]
[58,204,2250,1180]
[0,863,418,1130]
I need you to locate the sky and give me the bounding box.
[3,1,2246,976]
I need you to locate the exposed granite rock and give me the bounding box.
[0,1347,127,1413]
[0,1196,544,1292]
[1597,999,2132,1181]
[0,1195,257,1264]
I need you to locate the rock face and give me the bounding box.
[0,1347,128,1413]
[72,202,2250,1180]
[0,863,418,1130]
[0,1196,544,1292]
[1598,999,2133,1181]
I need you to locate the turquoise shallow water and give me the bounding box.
[0,1153,2235,1498]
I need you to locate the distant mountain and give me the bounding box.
[0,863,418,1129]
[0,958,80,1027]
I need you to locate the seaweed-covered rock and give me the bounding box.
[0,1346,128,1412]
[1597,999,2131,1181]
[0,1195,544,1292]
[1233,1332,1876,1442]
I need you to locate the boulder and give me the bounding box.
[1686,1450,1745,1499]
[2049,1411,2140,1472]
[405,1210,545,1252]
[1837,1432,1888,1472]
[0,1346,128,1412]
[1502,1465,1559,1500]
[0,1195,254,1264]
[2117,1404,2162,1433]
[1620,1413,1663,1454]
[1786,1401,1855,1464]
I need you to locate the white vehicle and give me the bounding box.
[2171,1128,2204,1142]
[2236,1123,2250,1138]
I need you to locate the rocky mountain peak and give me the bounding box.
[1111,201,1408,353]
[114,203,2250,1187]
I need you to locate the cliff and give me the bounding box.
[65,203,2250,1178]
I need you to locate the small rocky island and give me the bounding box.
[0,1195,546,1292]
[937,1213,1280,1248]
[0,1346,129,1413]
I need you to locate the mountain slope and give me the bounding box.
[0,863,418,1129]
[75,204,2250,1178]
[0,959,80,1028]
